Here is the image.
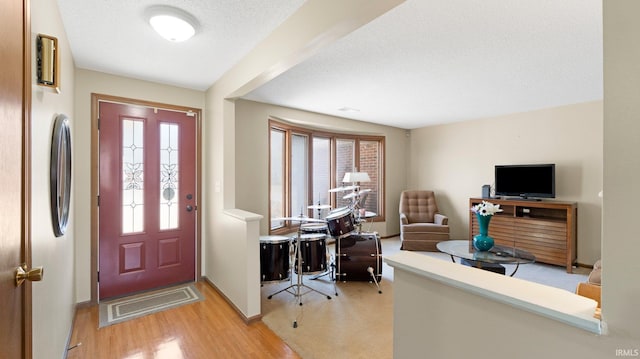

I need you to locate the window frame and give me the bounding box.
[269,127,287,230]
[269,119,385,235]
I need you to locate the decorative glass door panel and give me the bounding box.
[122,119,144,233]
[160,123,179,230]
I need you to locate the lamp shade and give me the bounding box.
[343,172,370,183]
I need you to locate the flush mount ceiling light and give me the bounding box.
[146,5,198,42]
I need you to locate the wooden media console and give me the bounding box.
[469,197,577,273]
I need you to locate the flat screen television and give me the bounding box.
[494,164,555,199]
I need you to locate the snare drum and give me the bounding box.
[325,207,355,238]
[293,233,328,274]
[259,236,291,282]
[300,223,328,237]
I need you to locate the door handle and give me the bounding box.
[15,264,44,287]
[186,205,193,212]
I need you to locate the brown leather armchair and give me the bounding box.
[399,190,449,251]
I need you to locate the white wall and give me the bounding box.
[408,101,603,265]
[234,99,407,237]
[602,0,640,339]
[30,1,76,357]
[73,70,205,302]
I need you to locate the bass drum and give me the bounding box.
[335,232,382,282]
[325,207,355,238]
[259,236,291,282]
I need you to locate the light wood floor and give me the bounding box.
[66,281,300,359]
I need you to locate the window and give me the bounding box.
[270,128,285,229]
[290,133,309,217]
[358,140,380,214]
[312,137,331,207]
[269,120,385,233]
[335,139,355,209]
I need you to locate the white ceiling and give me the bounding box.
[57,0,306,90]
[57,0,602,130]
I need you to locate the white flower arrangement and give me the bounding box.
[470,200,503,216]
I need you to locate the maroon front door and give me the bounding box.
[98,101,196,299]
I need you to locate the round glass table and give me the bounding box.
[436,240,536,276]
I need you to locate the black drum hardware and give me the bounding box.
[265,216,333,305]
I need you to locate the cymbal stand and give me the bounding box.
[267,224,332,324]
[313,200,322,219]
[351,193,375,233]
[350,193,364,233]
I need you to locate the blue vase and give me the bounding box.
[473,214,494,251]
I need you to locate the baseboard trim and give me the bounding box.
[575,262,595,269]
[201,277,262,324]
[74,300,94,309]
[65,303,84,358]
[380,233,400,239]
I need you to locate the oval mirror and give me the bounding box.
[50,114,71,237]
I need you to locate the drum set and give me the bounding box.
[261,185,383,312]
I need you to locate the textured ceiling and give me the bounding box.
[57,0,602,129]
[57,0,306,90]
[243,0,603,129]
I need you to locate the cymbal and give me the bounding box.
[328,185,359,192]
[342,189,372,199]
[342,192,358,200]
[307,204,331,209]
[361,211,377,218]
[272,216,326,223]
